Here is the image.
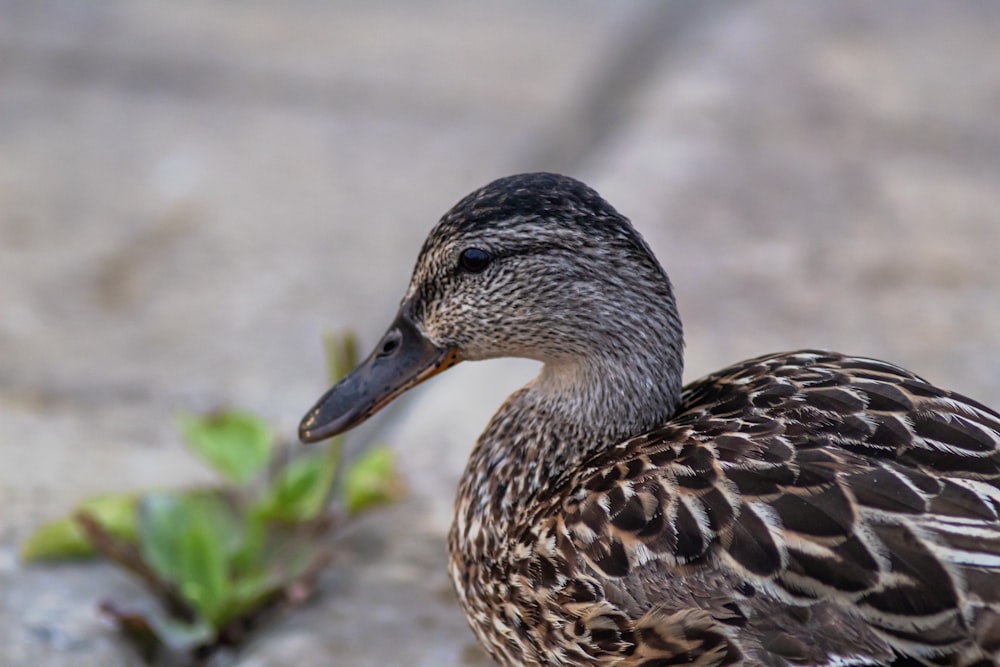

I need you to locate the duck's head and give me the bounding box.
[299,172,683,443]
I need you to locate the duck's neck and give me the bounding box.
[532,345,684,446]
[462,339,684,507]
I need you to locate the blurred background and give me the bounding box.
[2,1,1000,665]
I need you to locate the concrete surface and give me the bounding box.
[2,1,999,665]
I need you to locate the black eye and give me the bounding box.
[458,247,491,273]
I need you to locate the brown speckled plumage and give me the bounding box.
[300,173,1000,666]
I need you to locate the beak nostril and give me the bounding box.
[378,331,402,357]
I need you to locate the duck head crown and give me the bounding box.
[300,172,684,444]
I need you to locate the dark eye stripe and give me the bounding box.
[458,247,491,273]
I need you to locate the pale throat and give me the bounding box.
[531,344,683,446]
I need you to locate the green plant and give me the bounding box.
[22,333,403,664]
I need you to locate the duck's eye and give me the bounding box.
[458,247,491,273]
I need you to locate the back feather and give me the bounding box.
[562,351,1000,666]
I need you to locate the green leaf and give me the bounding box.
[22,516,96,562]
[177,521,227,627]
[139,493,190,589]
[342,447,404,516]
[138,492,234,627]
[255,451,336,522]
[21,493,138,562]
[226,569,281,618]
[227,512,266,577]
[178,411,273,484]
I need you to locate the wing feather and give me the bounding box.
[561,350,1000,665]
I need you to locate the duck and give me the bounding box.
[299,172,1000,667]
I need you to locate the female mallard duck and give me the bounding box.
[299,173,1000,666]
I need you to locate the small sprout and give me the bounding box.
[21,331,404,664]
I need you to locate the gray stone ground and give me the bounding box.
[2,1,1000,665]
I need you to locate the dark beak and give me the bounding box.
[298,312,461,443]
